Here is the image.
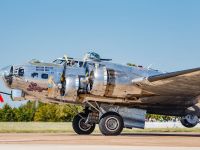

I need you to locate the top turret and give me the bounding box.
[83,52,112,62]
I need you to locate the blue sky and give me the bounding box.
[0,0,200,106]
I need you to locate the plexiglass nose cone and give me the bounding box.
[0,66,12,77]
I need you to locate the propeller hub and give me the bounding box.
[0,66,13,86]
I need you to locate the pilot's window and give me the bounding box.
[18,68,24,77]
[31,72,38,78]
[41,73,48,79]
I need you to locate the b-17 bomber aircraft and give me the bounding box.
[0,52,200,135]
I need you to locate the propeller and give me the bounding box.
[63,54,74,62]
[63,54,68,62]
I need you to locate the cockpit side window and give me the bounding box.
[41,73,48,79]
[31,72,38,78]
[18,68,24,77]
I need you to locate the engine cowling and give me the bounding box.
[89,66,142,98]
[90,66,108,96]
[64,75,79,102]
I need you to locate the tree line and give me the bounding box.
[0,101,176,122]
[0,101,81,122]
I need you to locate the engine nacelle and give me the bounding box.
[105,68,142,98]
[89,66,141,98]
[64,75,79,102]
[90,67,107,96]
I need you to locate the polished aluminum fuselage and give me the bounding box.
[2,59,198,116]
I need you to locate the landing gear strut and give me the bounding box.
[180,114,199,128]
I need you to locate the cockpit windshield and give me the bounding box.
[52,59,65,65]
[52,57,80,67]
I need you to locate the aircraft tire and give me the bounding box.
[99,112,124,136]
[72,113,96,135]
[180,114,199,128]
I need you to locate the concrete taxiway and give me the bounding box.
[0,133,199,147]
[0,145,200,150]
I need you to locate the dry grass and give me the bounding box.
[0,122,200,133]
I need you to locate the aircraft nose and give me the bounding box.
[0,66,13,86]
[0,66,13,77]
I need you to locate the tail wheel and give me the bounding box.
[180,114,199,128]
[99,112,124,136]
[72,113,96,135]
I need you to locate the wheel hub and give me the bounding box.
[105,117,119,131]
[78,118,92,132]
[184,114,199,124]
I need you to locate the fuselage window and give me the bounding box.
[45,67,53,71]
[31,72,38,78]
[41,73,48,79]
[36,66,44,71]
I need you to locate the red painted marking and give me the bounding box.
[0,94,4,103]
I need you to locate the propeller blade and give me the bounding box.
[63,55,68,62]
[63,55,74,62]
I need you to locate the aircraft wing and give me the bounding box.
[138,67,200,96]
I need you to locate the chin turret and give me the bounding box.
[11,89,25,101]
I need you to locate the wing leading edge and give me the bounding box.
[139,67,200,96]
[148,67,200,82]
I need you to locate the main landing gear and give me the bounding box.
[72,103,146,136]
[72,110,124,136]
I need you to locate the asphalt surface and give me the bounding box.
[0,133,199,147]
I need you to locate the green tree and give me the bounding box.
[34,103,82,122]
[1,104,17,121]
[146,114,175,122]
[14,101,36,121]
[34,103,58,121]
[55,104,82,122]
[127,63,137,67]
